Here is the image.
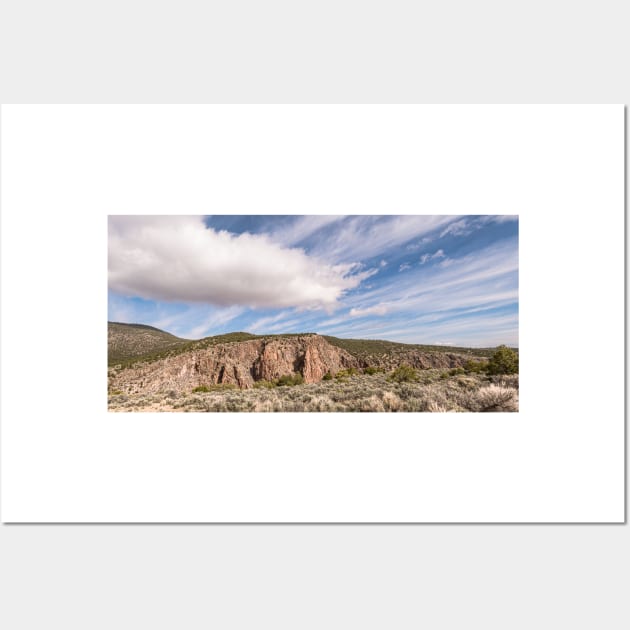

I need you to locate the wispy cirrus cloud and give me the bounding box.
[269,215,344,247]
[307,215,457,262]
[349,304,389,317]
[247,310,298,334]
[440,219,472,238]
[420,249,445,264]
[184,306,246,339]
[109,214,518,346]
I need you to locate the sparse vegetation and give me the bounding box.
[335,368,360,379]
[449,367,466,376]
[324,335,495,366]
[108,322,189,365]
[108,323,518,412]
[275,373,305,386]
[253,379,276,389]
[469,384,518,412]
[192,383,237,393]
[108,370,518,413]
[464,359,489,374]
[389,364,418,383]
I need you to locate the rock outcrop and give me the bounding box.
[108,334,359,395]
[108,333,482,396]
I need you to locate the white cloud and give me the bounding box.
[270,215,343,247]
[109,216,371,310]
[349,304,389,317]
[329,238,518,337]
[185,306,245,339]
[438,215,518,239]
[399,262,411,272]
[259,318,303,333]
[488,215,518,223]
[309,215,457,262]
[320,310,518,347]
[150,312,187,331]
[380,259,388,267]
[440,218,472,238]
[247,310,296,333]
[420,249,445,264]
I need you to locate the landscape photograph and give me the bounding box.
[108,215,519,412]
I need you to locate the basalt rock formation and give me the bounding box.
[108,334,359,395]
[108,331,484,396]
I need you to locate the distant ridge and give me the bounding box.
[108,322,496,379]
[323,336,497,360]
[108,322,188,364]
[109,321,182,334]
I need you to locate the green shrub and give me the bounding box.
[449,367,466,376]
[363,366,379,375]
[389,364,418,382]
[192,383,238,393]
[486,345,519,375]
[253,379,276,389]
[322,371,333,380]
[335,368,359,379]
[464,360,489,374]
[275,373,305,386]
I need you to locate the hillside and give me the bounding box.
[108,323,518,411]
[108,322,494,369]
[324,335,495,368]
[108,323,493,396]
[108,322,267,367]
[108,322,189,364]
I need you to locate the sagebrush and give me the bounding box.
[109,370,518,413]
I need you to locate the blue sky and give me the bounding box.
[108,215,518,347]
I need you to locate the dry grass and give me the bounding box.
[108,370,518,413]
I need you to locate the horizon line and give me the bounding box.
[108,320,519,350]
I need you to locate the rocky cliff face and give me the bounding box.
[108,334,359,395]
[108,333,480,395]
